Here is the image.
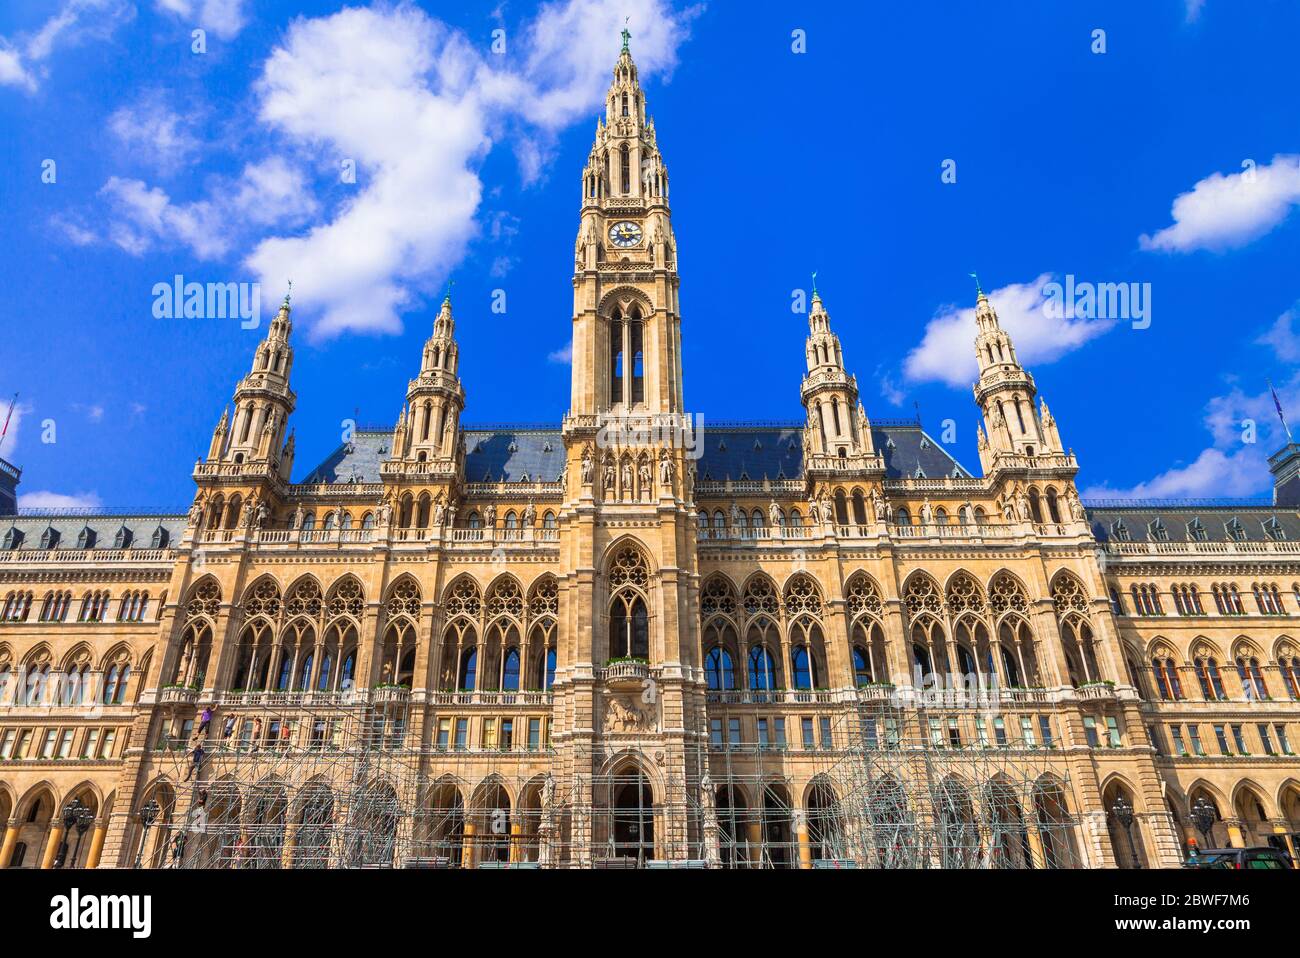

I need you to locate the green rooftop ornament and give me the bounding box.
[622,19,631,52]
[969,271,983,296]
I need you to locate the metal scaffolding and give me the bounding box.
[804,697,1084,868]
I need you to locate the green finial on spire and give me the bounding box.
[283,279,292,308]
[444,278,454,305]
[621,17,631,52]
[811,270,818,296]
[969,271,983,297]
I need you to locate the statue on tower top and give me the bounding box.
[621,19,631,52]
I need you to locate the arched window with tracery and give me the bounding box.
[608,547,650,660]
[846,572,887,686]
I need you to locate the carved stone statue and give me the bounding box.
[871,488,886,521]
[581,447,593,484]
[434,500,446,526]
[1001,496,1016,522]
[189,498,204,526]
[292,504,305,529]
[1067,486,1086,520]
[484,503,497,528]
[729,502,743,528]
[769,500,782,527]
[621,461,633,492]
[700,771,716,811]
[659,453,673,486]
[447,503,457,528]
[638,461,652,496]
[254,502,269,530]
[920,497,933,525]
[808,497,822,524]
[603,462,616,491]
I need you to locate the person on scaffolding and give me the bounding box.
[197,704,214,736]
[184,742,205,782]
[222,715,236,740]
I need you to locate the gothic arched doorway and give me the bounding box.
[611,768,654,865]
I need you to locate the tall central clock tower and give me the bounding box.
[556,32,704,865]
[569,29,683,418]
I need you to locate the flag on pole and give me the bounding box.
[1269,380,1293,442]
[0,393,16,445]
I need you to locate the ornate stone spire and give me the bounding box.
[800,287,877,465]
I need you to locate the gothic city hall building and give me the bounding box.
[2,41,1300,872]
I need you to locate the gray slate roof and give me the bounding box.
[1,513,186,551]
[1084,505,1300,543]
[298,422,972,484]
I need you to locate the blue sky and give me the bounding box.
[1,0,1298,511]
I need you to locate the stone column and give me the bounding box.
[0,821,18,867]
[86,821,108,869]
[40,821,64,869]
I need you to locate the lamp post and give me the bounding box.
[1190,796,1216,849]
[134,799,160,870]
[72,804,94,868]
[54,799,80,868]
[1111,795,1137,868]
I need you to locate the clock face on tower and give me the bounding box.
[608,220,643,248]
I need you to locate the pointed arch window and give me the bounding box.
[503,648,521,691]
[610,312,624,402]
[460,649,478,691]
[705,647,735,691]
[630,313,644,404]
[791,646,818,690]
[748,646,776,691]
[619,144,630,194]
[609,592,648,659]
[543,648,556,690]
[852,647,872,687]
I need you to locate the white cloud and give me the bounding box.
[548,341,573,364]
[50,214,98,246]
[228,157,320,227]
[108,94,202,174]
[0,0,134,92]
[1139,154,1300,253]
[1082,373,1300,499]
[100,176,228,259]
[241,0,694,340]
[876,365,905,405]
[1255,305,1300,363]
[903,274,1116,388]
[99,159,318,259]
[1185,0,1206,22]
[0,45,35,92]
[154,0,249,41]
[71,402,106,423]
[18,490,103,510]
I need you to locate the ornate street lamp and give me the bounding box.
[54,799,81,868]
[72,803,95,868]
[1190,796,1216,849]
[1111,795,1137,868]
[134,799,161,869]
